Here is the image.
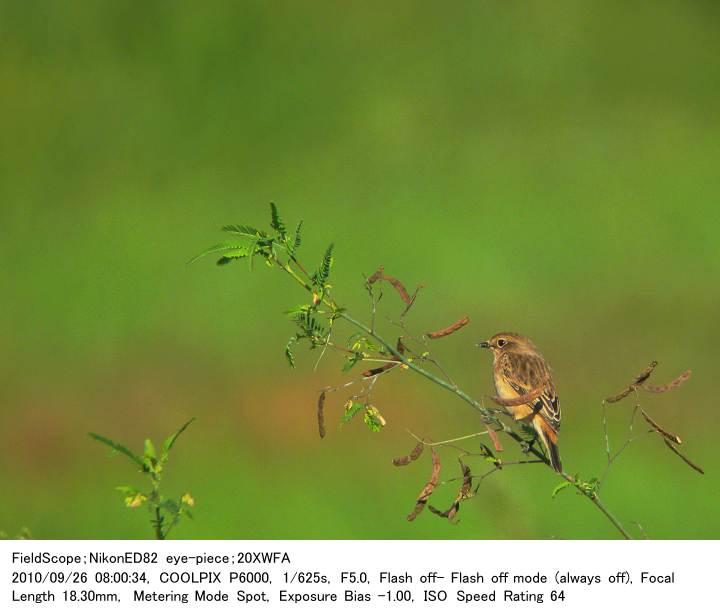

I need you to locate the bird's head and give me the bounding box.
[477,332,537,356]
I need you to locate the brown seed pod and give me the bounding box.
[361,338,407,378]
[640,409,682,444]
[485,428,503,452]
[384,275,412,304]
[429,460,473,522]
[366,265,385,284]
[643,370,692,394]
[604,386,635,404]
[605,361,659,403]
[664,439,704,475]
[317,391,326,439]
[407,449,441,522]
[392,442,424,467]
[361,362,398,378]
[400,285,424,317]
[633,361,658,386]
[426,315,470,339]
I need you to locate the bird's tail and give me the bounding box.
[533,415,562,473]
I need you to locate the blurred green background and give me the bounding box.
[1,1,718,540]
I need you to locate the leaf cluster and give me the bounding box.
[88,418,196,539]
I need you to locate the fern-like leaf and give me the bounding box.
[221,225,267,238]
[285,336,297,368]
[312,243,334,287]
[292,220,303,254]
[270,203,287,240]
[188,242,250,265]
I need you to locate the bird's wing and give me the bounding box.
[500,353,561,432]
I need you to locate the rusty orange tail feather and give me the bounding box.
[533,415,562,473]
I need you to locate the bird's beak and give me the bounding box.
[477,341,491,349]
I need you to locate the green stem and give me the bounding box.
[587,494,631,539]
[153,505,164,540]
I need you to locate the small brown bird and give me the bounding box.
[478,333,562,473]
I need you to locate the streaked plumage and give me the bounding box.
[479,332,563,473]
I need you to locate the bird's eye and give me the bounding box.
[497,339,506,347]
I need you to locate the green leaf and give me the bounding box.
[221,225,267,238]
[363,406,386,432]
[269,203,287,240]
[292,220,303,253]
[551,480,574,499]
[311,243,334,287]
[115,485,142,495]
[160,499,180,515]
[188,242,250,265]
[161,417,196,459]
[144,439,157,461]
[285,336,297,368]
[342,353,363,373]
[293,310,325,339]
[216,248,250,266]
[88,433,145,470]
[518,424,537,441]
[341,401,365,424]
[284,304,311,318]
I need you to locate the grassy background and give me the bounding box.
[1,1,718,539]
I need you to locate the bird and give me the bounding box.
[478,333,562,473]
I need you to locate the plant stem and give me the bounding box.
[588,494,632,540]
[153,505,164,540]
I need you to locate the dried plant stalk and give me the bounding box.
[643,370,692,394]
[407,450,441,521]
[426,315,470,339]
[640,409,682,444]
[392,442,424,467]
